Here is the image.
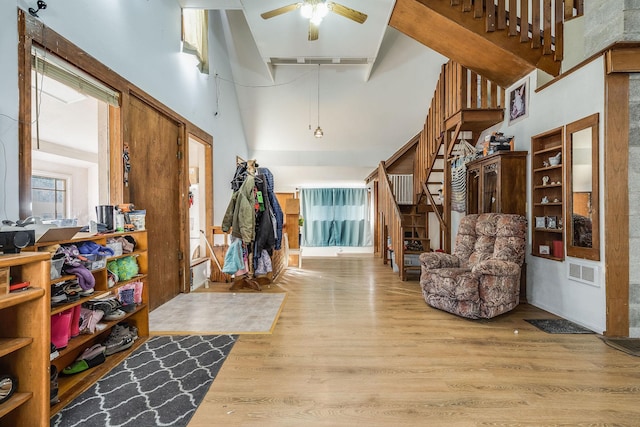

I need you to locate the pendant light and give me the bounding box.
[314,64,323,138]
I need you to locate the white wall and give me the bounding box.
[495,58,606,333]
[0,1,248,226]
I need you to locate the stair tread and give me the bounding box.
[406,237,430,241]
[404,250,425,254]
[403,266,422,270]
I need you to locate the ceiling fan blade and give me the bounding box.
[261,3,302,20]
[328,2,368,24]
[308,21,319,41]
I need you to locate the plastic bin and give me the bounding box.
[82,254,107,271]
[50,257,65,280]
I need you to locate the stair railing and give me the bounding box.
[378,161,405,277]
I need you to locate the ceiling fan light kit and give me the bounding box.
[301,1,329,25]
[261,1,367,41]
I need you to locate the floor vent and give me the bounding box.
[567,261,599,287]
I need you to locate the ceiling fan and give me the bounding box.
[260,1,368,41]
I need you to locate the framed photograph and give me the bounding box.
[539,245,550,255]
[508,77,529,125]
[535,216,546,229]
[546,216,557,229]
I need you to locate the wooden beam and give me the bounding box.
[604,71,630,337]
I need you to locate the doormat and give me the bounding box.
[50,335,236,427]
[525,318,594,334]
[601,337,640,357]
[149,292,287,334]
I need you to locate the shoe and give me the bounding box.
[83,297,120,317]
[79,287,95,297]
[50,343,59,361]
[118,288,136,312]
[63,281,82,302]
[103,308,126,321]
[103,323,136,356]
[51,284,68,306]
[50,365,59,406]
[62,344,106,375]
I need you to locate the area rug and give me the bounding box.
[149,292,287,334]
[601,337,640,357]
[50,335,236,427]
[525,318,594,334]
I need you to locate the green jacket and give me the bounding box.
[222,175,255,243]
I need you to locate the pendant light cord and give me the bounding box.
[317,64,320,127]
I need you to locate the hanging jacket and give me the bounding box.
[222,174,256,243]
[253,174,276,270]
[257,167,284,249]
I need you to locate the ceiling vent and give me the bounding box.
[269,57,369,65]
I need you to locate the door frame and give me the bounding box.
[17,9,213,301]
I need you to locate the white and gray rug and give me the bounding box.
[50,335,236,427]
[149,292,287,334]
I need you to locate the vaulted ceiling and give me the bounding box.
[179,0,448,192]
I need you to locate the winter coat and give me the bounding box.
[222,174,256,243]
[257,167,284,250]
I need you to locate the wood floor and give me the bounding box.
[189,256,640,426]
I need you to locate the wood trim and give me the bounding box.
[564,113,600,261]
[17,10,32,219]
[604,72,629,337]
[606,47,640,73]
[18,9,213,212]
[538,43,640,93]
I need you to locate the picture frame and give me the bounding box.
[535,216,546,229]
[508,77,529,125]
[539,245,550,255]
[546,216,557,229]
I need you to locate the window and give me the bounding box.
[31,175,68,220]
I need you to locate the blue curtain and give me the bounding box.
[301,188,371,247]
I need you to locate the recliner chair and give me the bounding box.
[419,213,527,319]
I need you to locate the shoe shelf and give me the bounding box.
[23,230,149,420]
[50,337,148,416]
[0,252,50,427]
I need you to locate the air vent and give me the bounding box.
[567,261,599,287]
[269,57,370,65]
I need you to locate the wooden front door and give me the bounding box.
[127,95,183,310]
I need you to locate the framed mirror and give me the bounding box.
[565,113,600,260]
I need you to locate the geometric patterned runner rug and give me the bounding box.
[50,335,236,427]
[525,318,594,334]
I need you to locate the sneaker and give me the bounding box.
[118,288,136,312]
[50,365,59,406]
[50,343,59,361]
[51,284,68,306]
[62,344,106,375]
[103,308,126,321]
[103,323,136,356]
[63,281,82,302]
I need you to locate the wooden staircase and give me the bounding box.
[390,0,585,87]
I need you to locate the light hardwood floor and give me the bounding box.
[189,256,640,426]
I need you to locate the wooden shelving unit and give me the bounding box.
[531,128,564,260]
[0,252,50,427]
[24,230,149,419]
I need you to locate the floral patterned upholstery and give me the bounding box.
[419,213,527,319]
